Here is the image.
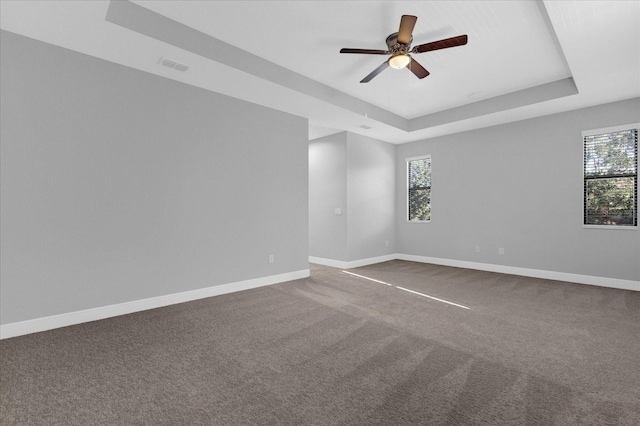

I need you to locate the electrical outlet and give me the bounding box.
[475,245,480,253]
[498,248,505,255]
[269,254,274,264]
[385,240,389,247]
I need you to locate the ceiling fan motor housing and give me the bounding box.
[386,32,412,54]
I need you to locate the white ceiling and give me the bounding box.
[1,0,639,144]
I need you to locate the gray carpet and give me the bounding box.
[2,260,639,425]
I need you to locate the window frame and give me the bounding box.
[406,155,432,223]
[582,123,638,230]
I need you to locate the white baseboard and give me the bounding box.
[3,254,637,340]
[0,269,310,340]
[309,254,396,270]
[396,254,640,292]
[310,253,639,291]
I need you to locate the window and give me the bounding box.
[583,124,638,227]
[407,155,431,221]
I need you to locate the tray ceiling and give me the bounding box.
[1,1,638,143]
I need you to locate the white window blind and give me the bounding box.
[583,125,638,227]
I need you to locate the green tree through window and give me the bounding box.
[408,156,431,221]
[583,126,638,226]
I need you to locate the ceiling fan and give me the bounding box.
[340,15,468,83]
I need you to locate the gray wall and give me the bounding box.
[0,31,309,325]
[309,132,396,262]
[309,133,348,260]
[396,98,640,281]
[346,133,396,261]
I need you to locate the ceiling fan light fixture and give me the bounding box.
[388,54,411,69]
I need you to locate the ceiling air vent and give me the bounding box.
[159,57,189,72]
[358,125,372,130]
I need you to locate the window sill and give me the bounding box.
[583,225,638,230]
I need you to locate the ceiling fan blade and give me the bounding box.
[360,61,389,83]
[397,15,417,45]
[340,48,390,55]
[413,35,468,53]
[407,57,430,79]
